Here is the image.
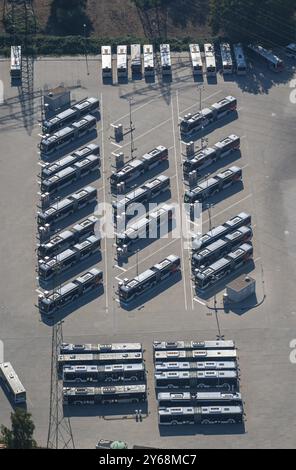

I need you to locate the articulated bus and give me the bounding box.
[112,175,170,219]
[41,143,100,179]
[204,43,216,76]
[286,43,296,59]
[37,186,97,228]
[41,155,100,196]
[158,391,242,408]
[38,236,101,281]
[183,134,240,178]
[189,44,203,75]
[220,43,233,74]
[155,361,237,373]
[144,44,155,76]
[158,406,244,425]
[110,146,168,188]
[184,166,242,205]
[42,97,99,134]
[192,212,252,252]
[58,352,143,368]
[63,384,147,406]
[38,268,103,316]
[10,46,22,79]
[61,342,142,354]
[131,44,142,74]
[153,340,235,351]
[233,43,247,75]
[38,216,98,258]
[160,44,172,76]
[118,255,181,304]
[0,362,26,404]
[115,203,174,250]
[195,243,254,290]
[40,115,97,155]
[191,226,253,270]
[248,44,284,72]
[117,45,128,78]
[101,45,112,78]
[63,363,145,384]
[180,95,237,138]
[154,350,238,363]
[155,370,238,390]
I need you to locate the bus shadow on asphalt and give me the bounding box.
[159,422,246,437]
[194,150,242,182]
[63,402,149,418]
[40,130,98,163]
[119,271,182,312]
[199,181,244,212]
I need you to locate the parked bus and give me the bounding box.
[180,95,237,138]
[154,350,238,363]
[189,44,203,75]
[38,268,103,316]
[117,45,128,78]
[184,166,242,205]
[38,216,98,258]
[158,406,244,425]
[40,115,97,155]
[0,362,26,404]
[158,391,242,408]
[191,226,253,269]
[38,235,101,281]
[63,384,147,406]
[61,342,142,354]
[110,146,168,188]
[160,44,172,76]
[220,43,233,74]
[112,175,170,219]
[153,340,235,351]
[41,143,100,179]
[155,370,238,390]
[195,243,254,290]
[101,45,112,78]
[131,44,142,74]
[58,352,143,368]
[10,46,22,79]
[248,44,284,72]
[233,43,247,75]
[118,255,181,304]
[143,44,155,76]
[192,212,252,252]
[37,186,97,228]
[204,43,216,76]
[155,361,237,373]
[63,363,145,383]
[183,134,240,178]
[116,204,174,250]
[41,155,100,196]
[42,97,99,134]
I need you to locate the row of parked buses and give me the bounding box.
[58,343,147,406]
[153,340,243,426]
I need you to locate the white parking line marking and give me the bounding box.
[111,142,123,149]
[180,89,222,116]
[194,298,206,306]
[115,265,127,272]
[120,117,172,149]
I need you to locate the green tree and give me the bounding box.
[0,409,37,449]
[210,0,296,45]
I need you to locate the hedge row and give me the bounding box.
[0,34,220,56]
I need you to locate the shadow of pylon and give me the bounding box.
[18,53,36,136]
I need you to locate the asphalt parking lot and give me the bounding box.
[0,51,296,448]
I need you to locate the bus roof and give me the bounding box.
[0,362,26,396]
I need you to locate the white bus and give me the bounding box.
[131,44,142,74]
[248,44,284,72]
[117,45,128,78]
[204,43,216,76]
[233,43,247,75]
[10,45,22,79]
[286,43,296,59]
[220,43,233,74]
[101,46,112,78]
[0,362,26,404]
[160,44,172,76]
[143,44,154,76]
[189,44,203,75]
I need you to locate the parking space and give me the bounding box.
[0,52,296,448]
